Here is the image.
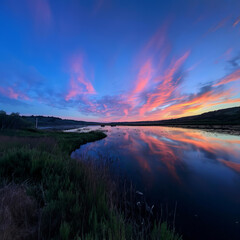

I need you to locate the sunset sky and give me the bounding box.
[0,0,240,122]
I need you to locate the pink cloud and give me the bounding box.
[233,16,240,27]
[138,51,190,116]
[0,87,30,101]
[61,25,239,122]
[65,56,96,101]
[214,69,240,86]
[129,59,154,105]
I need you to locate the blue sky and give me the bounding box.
[0,0,240,121]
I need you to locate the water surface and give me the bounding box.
[72,126,240,240]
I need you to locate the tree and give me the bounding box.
[0,110,7,130]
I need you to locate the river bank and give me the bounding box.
[101,124,240,136]
[0,128,181,240]
[162,124,240,136]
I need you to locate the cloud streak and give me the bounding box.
[0,86,29,101]
[214,69,240,86]
[233,16,240,27]
[0,16,239,121]
[65,55,96,101]
[59,25,240,121]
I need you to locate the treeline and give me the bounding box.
[0,111,100,130]
[0,111,33,130]
[22,115,96,127]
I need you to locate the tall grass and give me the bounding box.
[0,183,39,240]
[0,129,182,240]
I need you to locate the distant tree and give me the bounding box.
[0,110,7,130]
[0,110,6,115]
[0,111,33,130]
[10,112,20,117]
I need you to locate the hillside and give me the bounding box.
[111,107,240,126]
[2,106,239,130]
[22,115,98,128]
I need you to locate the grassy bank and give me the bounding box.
[0,128,182,240]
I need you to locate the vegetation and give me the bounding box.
[22,115,98,128]
[0,114,182,239]
[0,110,98,129]
[0,111,33,130]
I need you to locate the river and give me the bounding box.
[71,126,240,240]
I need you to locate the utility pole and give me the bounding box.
[36,117,38,129]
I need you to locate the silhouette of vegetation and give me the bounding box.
[0,111,33,130]
[22,115,98,128]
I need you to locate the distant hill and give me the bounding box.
[22,115,98,128]
[2,106,239,130]
[112,107,240,126]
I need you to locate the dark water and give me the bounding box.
[72,126,240,240]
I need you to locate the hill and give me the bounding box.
[1,106,239,130]
[111,107,240,126]
[22,115,98,128]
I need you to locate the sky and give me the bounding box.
[0,0,240,122]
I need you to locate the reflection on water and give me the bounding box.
[72,126,240,240]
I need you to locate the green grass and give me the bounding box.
[0,128,106,154]
[0,128,182,240]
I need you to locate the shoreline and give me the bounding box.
[160,124,240,136]
[101,124,240,136]
[38,124,240,136]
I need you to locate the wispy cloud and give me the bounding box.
[0,60,58,107]
[0,86,29,101]
[62,24,239,121]
[65,55,96,101]
[138,51,190,117]
[209,17,230,32]
[0,17,239,121]
[214,68,240,86]
[233,16,240,27]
